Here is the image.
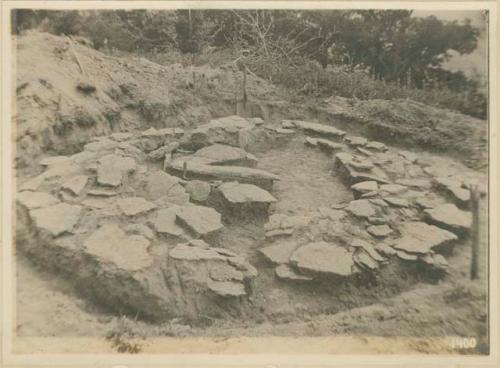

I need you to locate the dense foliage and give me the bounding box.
[12,9,487,119]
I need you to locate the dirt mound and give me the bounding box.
[315,97,488,169]
[14,31,282,172]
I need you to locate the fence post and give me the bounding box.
[470,184,480,280]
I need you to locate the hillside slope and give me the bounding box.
[14,31,282,171]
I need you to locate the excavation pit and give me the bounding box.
[15,116,472,325]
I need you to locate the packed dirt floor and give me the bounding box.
[13,31,490,354]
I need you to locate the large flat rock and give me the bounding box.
[117,197,157,216]
[84,224,154,271]
[434,177,471,207]
[146,170,189,206]
[290,241,355,276]
[346,199,377,218]
[97,154,136,187]
[30,203,82,236]
[17,191,59,209]
[259,241,301,264]
[61,175,89,195]
[176,205,223,236]
[305,137,345,152]
[150,206,184,237]
[218,182,277,204]
[424,204,472,235]
[392,221,458,254]
[286,120,346,138]
[166,160,279,190]
[193,144,258,167]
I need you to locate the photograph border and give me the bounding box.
[1,1,499,366]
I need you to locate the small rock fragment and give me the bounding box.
[185,180,211,202]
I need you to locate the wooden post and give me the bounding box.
[470,184,480,280]
[183,161,188,180]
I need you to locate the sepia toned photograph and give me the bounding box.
[1,1,498,366]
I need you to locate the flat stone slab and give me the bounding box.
[275,264,313,281]
[176,205,223,236]
[434,177,471,206]
[367,225,393,238]
[306,137,345,151]
[218,182,277,204]
[290,241,355,276]
[84,224,153,271]
[259,242,301,264]
[396,178,432,190]
[383,197,409,208]
[194,144,258,167]
[349,160,374,171]
[380,184,408,195]
[395,250,418,261]
[167,160,279,189]
[357,147,373,156]
[150,206,184,237]
[61,175,88,195]
[346,199,377,218]
[344,136,367,147]
[17,191,59,209]
[207,281,246,297]
[145,171,189,206]
[209,263,244,282]
[146,171,182,200]
[351,181,378,195]
[30,203,82,236]
[169,243,227,261]
[289,120,346,138]
[392,221,458,254]
[424,204,472,235]
[117,197,156,216]
[97,154,136,187]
